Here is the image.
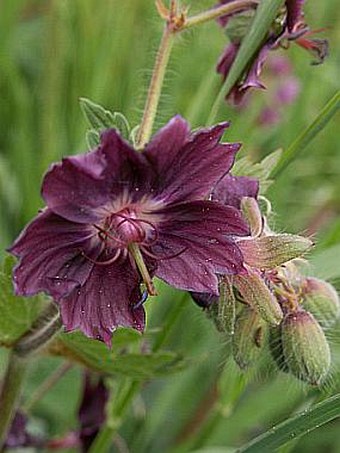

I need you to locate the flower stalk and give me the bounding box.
[179,0,258,31]
[135,26,174,149]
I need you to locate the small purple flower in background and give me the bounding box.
[5,411,43,450]
[78,373,108,452]
[216,0,328,103]
[257,56,300,126]
[9,116,249,345]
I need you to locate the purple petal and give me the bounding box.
[42,148,111,223]
[212,174,259,209]
[149,122,241,204]
[152,201,248,293]
[156,200,249,237]
[217,43,240,80]
[59,258,145,346]
[144,115,190,173]
[9,209,100,298]
[42,129,154,223]
[286,0,304,33]
[100,129,154,199]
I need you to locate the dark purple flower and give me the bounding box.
[216,0,328,103]
[78,373,108,452]
[9,116,249,345]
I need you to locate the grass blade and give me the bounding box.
[237,393,340,453]
[271,91,340,178]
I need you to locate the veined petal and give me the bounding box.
[42,148,111,223]
[155,200,249,237]
[100,129,155,200]
[154,232,244,294]
[9,209,100,298]
[59,259,145,347]
[144,115,190,173]
[150,122,241,203]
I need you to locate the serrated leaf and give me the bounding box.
[79,97,114,130]
[113,112,130,139]
[85,129,100,148]
[79,97,131,141]
[233,149,282,193]
[50,331,187,379]
[0,255,43,346]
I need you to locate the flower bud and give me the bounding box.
[233,271,283,326]
[240,197,263,237]
[204,278,236,335]
[301,278,340,328]
[232,306,265,369]
[238,234,313,270]
[281,310,331,385]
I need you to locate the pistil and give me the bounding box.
[128,242,158,296]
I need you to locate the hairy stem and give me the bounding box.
[0,302,62,448]
[135,26,174,149]
[0,352,27,448]
[180,0,258,31]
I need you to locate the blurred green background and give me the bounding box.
[0,0,340,452]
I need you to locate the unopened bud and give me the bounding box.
[281,310,331,385]
[232,307,266,369]
[233,271,283,326]
[238,234,313,270]
[240,197,263,237]
[202,278,236,335]
[301,278,340,327]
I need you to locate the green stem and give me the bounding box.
[23,362,72,412]
[135,26,174,149]
[0,302,62,448]
[89,381,140,453]
[180,0,258,31]
[0,352,27,449]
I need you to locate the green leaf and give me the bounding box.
[271,91,340,178]
[310,243,340,281]
[0,255,42,346]
[233,149,282,193]
[237,394,340,453]
[51,331,187,379]
[79,97,131,141]
[85,129,100,148]
[208,0,285,123]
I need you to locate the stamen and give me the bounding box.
[81,248,121,266]
[93,224,126,247]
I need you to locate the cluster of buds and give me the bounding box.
[193,196,339,386]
